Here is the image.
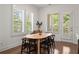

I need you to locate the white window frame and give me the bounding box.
[11,5,34,36]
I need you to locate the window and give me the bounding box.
[12,8,24,33]
[52,13,59,33]
[63,14,70,33]
[25,13,33,33]
[12,5,34,34]
[47,13,59,33]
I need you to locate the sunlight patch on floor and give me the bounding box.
[62,46,70,54]
[54,49,59,54]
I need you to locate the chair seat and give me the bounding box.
[41,40,51,47]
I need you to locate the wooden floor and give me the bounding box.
[0,41,78,54]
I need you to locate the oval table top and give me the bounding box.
[23,33,52,40]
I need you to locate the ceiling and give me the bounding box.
[32,4,52,8]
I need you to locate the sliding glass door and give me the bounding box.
[47,12,73,42]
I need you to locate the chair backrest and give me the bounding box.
[22,37,29,44]
[51,35,55,40]
[22,38,27,45]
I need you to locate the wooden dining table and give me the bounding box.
[23,32,52,54]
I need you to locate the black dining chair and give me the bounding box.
[40,34,55,54]
[21,38,29,54]
[50,34,55,53]
[28,39,37,53]
[21,38,37,54]
[40,36,52,54]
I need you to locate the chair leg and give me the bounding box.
[47,47,50,54]
[26,47,30,54]
[21,48,23,54]
[21,45,26,54]
[21,39,25,54]
[21,45,24,54]
[52,42,55,54]
[50,44,52,54]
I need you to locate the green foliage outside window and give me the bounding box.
[63,14,70,33]
[52,13,59,33]
[13,9,22,32]
[26,16,31,33]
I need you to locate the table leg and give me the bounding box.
[37,40,40,54]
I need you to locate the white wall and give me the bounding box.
[38,5,79,44]
[0,4,38,52]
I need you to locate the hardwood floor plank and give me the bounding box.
[0,41,78,54]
